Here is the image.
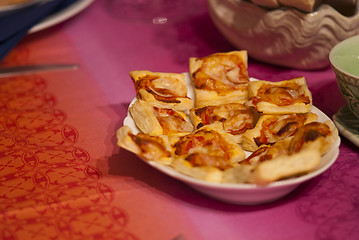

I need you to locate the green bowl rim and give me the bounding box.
[329,34,359,80]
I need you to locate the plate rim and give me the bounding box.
[28,0,94,34]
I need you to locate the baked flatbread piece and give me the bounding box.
[288,121,339,156]
[249,120,338,184]
[253,148,321,185]
[243,135,320,185]
[189,103,254,144]
[129,100,194,136]
[242,112,318,151]
[246,77,312,114]
[116,126,173,165]
[189,51,250,107]
[171,123,246,182]
[130,70,193,111]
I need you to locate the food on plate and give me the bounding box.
[242,135,293,165]
[221,164,255,184]
[171,123,246,182]
[253,148,321,185]
[241,112,318,151]
[116,126,173,165]
[244,121,338,184]
[130,70,193,111]
[117,51,339,186]
[288,120,338,156]
[189,51,250,107]
[129,99,194,136]
[189,103,254,144]
[246,77,312,114]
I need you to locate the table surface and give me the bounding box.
[1,0,358,239]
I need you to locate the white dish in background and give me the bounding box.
[123,73,341,205]
[333,105,359,148]
[29,0,94,34]
[207,0,359,70]
[0,0,43,15]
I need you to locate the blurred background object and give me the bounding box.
[330,34,359,119]
[0,0,32,7]
[0,0,43,15]
[207,0,359,69]
[107,0,196,24]
[330,34,359,147]
[249,0,358,16]
[0,0,93,62]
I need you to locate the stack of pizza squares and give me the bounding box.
[116,51,338,185]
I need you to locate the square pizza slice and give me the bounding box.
[245,120,338,185]
[253,148,321,185]
[242,112,318,151]
[189,51,250,107]
[130,70,193,111]
[189,103,254,144]
[116,126,173,165]
[246,77,312,114]
[241,136,321,185]
[129,99,194,136]
[171,123,246,182]
[288,120,339,156]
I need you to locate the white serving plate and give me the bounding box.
[123,73,341,205]
[29,0,94,34]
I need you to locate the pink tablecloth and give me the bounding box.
[0,0,358,239]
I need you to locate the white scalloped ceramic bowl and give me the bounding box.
[207,0,359,70]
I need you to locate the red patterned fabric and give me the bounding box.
[0,74,138,239]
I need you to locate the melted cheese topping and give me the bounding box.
[252,82,310,106]
[153,107,194,135]
[129,132,171,160]
[192,54,249,94]
[135,74,189,103]
[185,153,230,170]
[243,145,288,166]
[194,103,253,135]
[174,129,233,169]
[254,114,309,147]
[289,122,332,153]
[151,77,187,96]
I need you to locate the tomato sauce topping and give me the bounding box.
[192,54,249,94]
[194,104,253,135]
[186,153,231,170]
[129,132,171,159]
[153,107,193,134]
[254,82,310,106]
[255,114,309,147]
[135,74,188,103]
[289,122,331,153]
[174,129,232,162]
